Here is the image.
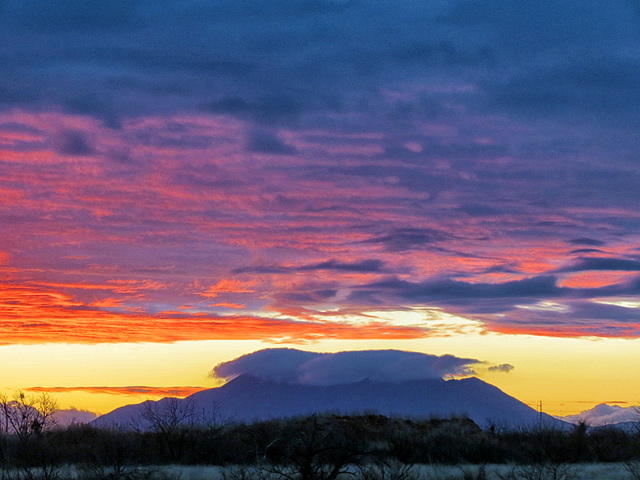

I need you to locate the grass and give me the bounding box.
[159,463,639,480]
[3,463,637,480]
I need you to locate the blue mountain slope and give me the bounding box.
[92,375,564,429]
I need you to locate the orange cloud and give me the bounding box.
[89,298,124,308]
[210,302,245,309]
[199,279,259,298]
[0,282,428,344]
[558,271,638,289]
[25,386,206,398]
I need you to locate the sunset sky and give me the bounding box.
[2,0,640,416]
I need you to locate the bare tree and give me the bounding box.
[140,396,222,462]
[498,462,576,480]
[259,415,365,480]
[0,393,10,480]
[623,404,640,479]
[0,391,58,440]
[357,459,419,480]
[0,391,61,480]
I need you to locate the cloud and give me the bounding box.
[198,279,258,298]
[358,275,565,312]
[0,0,634,130]
[246,129,297,155]
[555,403,638,427]
[487,58,640,121]
[568,249,605,255]
[235,259,385,274]
[7,0,137,34]
[54,129,94,156]
[488,363,514,373]
[211,348,483,385]
[568,238,606,247]
[0,281,430,343]
[360,228,453,252]
[559,257,640,273]
[26,385,206,398]
[299,259,385,273]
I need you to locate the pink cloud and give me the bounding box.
[1,108,640,343]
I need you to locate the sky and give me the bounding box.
[1,0,640,417]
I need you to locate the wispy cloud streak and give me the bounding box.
[25,386,206,398]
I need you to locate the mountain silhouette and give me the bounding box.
[92,374,563,429]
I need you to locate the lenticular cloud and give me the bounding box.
[211,348,482,385]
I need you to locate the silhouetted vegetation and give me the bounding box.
[3,397,640,480]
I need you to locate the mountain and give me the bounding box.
[53,408,98,427]
[555,403,639,427]
[92,374,564,430]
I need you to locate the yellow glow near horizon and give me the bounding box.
[392,334,640,415]
[0,340,263,414]
[1,332,639,417]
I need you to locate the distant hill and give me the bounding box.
[92,374,565,430]
[555,403,639,428]
[53,408,98,427]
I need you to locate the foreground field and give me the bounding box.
[4,406,640,480]
[3,462,640,480]
[161,463,638,480]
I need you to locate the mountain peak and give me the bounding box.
[591,403,622,415]
[554,403,638,427]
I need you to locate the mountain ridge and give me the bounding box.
[92,374,565,430]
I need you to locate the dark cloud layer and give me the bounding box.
[361,228,453,252]
[2,0,639,128]
[559,257,640,273]
[235,259,386,275]
[362,276,565,305]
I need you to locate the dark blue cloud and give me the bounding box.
[568,301,640,322]
[7,0,139,33]
[299,259,385,273]
[568,249,606,255]
[235,259,385,274]
[486,58,640,125]
[246,129,297,155]
[360,228,453,252]
[444,0,638,56]
[54,130,94,156]
[568,238,606,247]
[274,290,339,304]
[347,275,571,315]
[366,275,564,302]
[347,269,640,320]
[483,296,640,337]
[0,0,635,130]
[559,257,640,273]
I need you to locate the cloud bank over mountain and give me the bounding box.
[211,348,505,385]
